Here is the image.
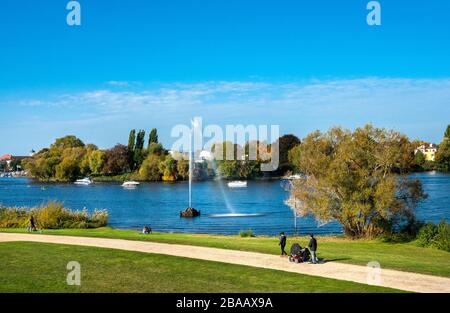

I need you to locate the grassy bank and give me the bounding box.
[0,241,398,293]
[1,227,449,277]
[0,202,108,229]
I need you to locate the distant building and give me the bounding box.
[415,143,438,162]
[0,154,28,170]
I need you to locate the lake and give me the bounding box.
[0,172,449,235]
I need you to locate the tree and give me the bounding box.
[139,154,161,181]
[55,147,86,181]
[80,144,97,176]
[436,124,450,172]
[127,129,136,152]
[103,144,130,175]
[148,128,158,148]
[176,159,189,180]
[51,135,84,150]
[159,155,177,181]
[288,145,302,173]
[414,150,426,169]
[272,134,301,175]
[444,125,450,140]
[290,125,426,238]
[127,129,136,169]
[148,142,164,156]
[89,150,106,175]
[134,130,146,168]
[55,155,81,181]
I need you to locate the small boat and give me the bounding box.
[227,181,247,188]
[122,181,140,188]
[74,177,92,185]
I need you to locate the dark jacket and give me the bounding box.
[308,237,317,251]
[279,235,287,247]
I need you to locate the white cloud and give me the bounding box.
[3,78,450,147]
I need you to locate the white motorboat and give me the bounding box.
[74,177,92,185]
[227,181,247,188]
[122,181,140,188]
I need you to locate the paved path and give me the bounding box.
[1,233,449,293]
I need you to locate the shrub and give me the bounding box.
[239,229,255,237]
[0,201,108,229]
[416,220,450,252]
[433,221,450,252]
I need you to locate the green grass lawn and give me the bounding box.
[0,241,399,293]
[1,227,449,277]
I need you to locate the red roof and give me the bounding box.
[0,154,13,161]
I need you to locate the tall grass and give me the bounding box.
[0,201,108,229]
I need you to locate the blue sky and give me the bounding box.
[0,0,449,155]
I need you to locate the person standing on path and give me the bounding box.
[279,232,287,256]
[308,234,318,263]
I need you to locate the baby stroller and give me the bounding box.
[288,243,311,263]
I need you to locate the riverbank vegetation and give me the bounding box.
[0,201,108,229]
[1,227,448,277]
[20,124,450,183]
[0,241,397,293]
[15,124,450,241]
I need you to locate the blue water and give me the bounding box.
[0,172,448,235]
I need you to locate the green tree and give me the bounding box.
[51,136,85,150]
[139,154,161,181]
[444,125,450,140]
[159,155,177,181]
[134,130,146,168]
[89,150,106,175]
[148,142,164,156]
[272,134,301,175]
[176,159,189,180]
[288,144,302,173]
[435,125,450,172]
[55,156,81,181]
[127,129,136,152]
[127,129,136,169]
[148,128,158,148]
[414,150,426,169]
[290,125,426,238]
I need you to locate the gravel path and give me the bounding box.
[1,232,449,293]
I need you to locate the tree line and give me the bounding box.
[22,124,450,184]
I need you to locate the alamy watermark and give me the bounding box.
[66,261,81,286]
[367,1,381,26]
[66,1,81,26]
[366,261,382,285]
[170,117,280,172]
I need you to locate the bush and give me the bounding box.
[239,229,255,238]
[0,201,108,229]
[416,220,450,252]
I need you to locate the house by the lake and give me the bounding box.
[415,143,438,161]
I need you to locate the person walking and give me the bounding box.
[28,215,36,232]
[279,232,287,256]
[308,233,318,264]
